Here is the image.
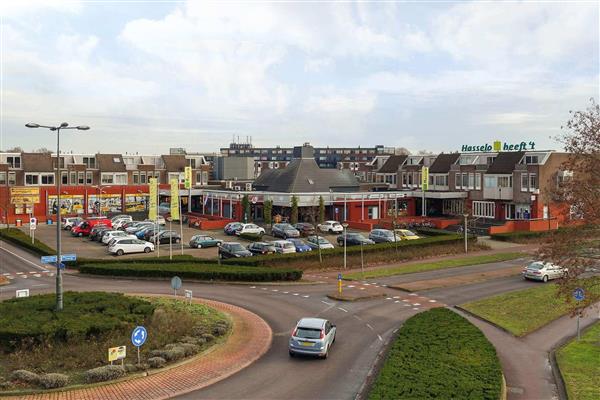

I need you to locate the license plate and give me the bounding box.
[300,341,315,347]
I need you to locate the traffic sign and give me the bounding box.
[61,254,77,262]
[30,217,37,230]
[171,276,182,290]
[131,326,147,347]
[573,288,585,301]
[16,289,29,298]
[108,346,126,362]
[41,255,57,264]
[337,273,342,280]
[40,254,76,264]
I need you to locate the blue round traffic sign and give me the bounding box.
[131,326,147,347]
[573,288,585,302]
[337,273,342,280]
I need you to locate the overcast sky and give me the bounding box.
[1,0,598,154]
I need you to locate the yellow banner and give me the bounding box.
[10,187,40,204]
[421,167,429,191]
[170,178,180,220]
[149,178,158,220]
[184,166,192,189]
[108,346,126,362]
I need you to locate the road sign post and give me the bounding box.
[171,276,182,297]
[337,273,342,296]
[573,288,585,340]
[131,326,147,365]
[185,289,193,305]
[16,289,29,298]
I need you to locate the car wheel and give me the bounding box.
[144,247,151,253]
[289,351,295,358]
[542,275,548,283]
[197,244,202,249]
[321,346,328,359]
[78,232,83,237]
[174,238,180,244]
[219,253,223,259]
[116,249,124,256]
[329,229,333,233]
[66,226,72,231]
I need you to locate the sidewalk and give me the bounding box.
[9,297,272,400]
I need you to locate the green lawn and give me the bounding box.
[345,252,524,280]
[556,322,600,400]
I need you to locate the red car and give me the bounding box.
[71,218,112,237]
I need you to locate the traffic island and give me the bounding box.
[0,293,271,399]
[327,286,387,302]
[0,276,8,286]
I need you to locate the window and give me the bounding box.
[25,174,39,185]
[83,157,96,168]
[455,172,462,189]
[113,157,120,163]
[114,173,127,184]
[41,173,54,185]
[402,172,408,187]
[460,155,476,165]
[78,172,84,185]
[154,172,160,182]
[462,173,469,189]
[61,171,68,185]
[473,201,496,218]
[468,173,475,189]
[529,174,538,191]
[7,156,21,168]
[484,176,496,188]
[498,176,512,188]
[140,172,146,184]
[524,155,539,164]
[475,173,481,190]
[0,172,5,185]
[521,173,528,192]
[86,171,93,184]
[133,172,139,184]
[435,175,448,186]
[101,173,113,184]
[8,172,16,185]
[486,156,496,165]
[70,171,76,185]
[188,159,196,169]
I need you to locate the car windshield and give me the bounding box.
[230,244,245,252]
[279,224,293,229]
[289,239,302,245]
[317,238,328,244]
[528,262,545,270]
[295,328,322,339]
[332,222,341,226]
[283,243,295,249]
[401,230,416,236]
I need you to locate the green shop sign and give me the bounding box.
[461,140,535,152]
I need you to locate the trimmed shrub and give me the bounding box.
[213,325,228,337]
[83,365,126,383]
[201,333,215,342]
[78,263,302,282]
[9,369,39,384]
[124,364,139,373]
[368,308,502,400]
[179,343,199,356]
[148,357,166,369]
[0,228,55,256]
[38,373,69,389]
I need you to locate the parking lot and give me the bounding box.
[20,220,364,261]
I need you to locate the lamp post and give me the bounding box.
[26,122,90,312]
[342,222,349,269]
[463,213,469,254]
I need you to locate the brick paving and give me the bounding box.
[9,297,272,400]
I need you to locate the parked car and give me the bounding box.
[272,223,300,239]
[88,224,109,241]
[218,242,253,259]
[224,222,243,235]
[111,215,132,224]
[247,242,277,255]
[394,229,420,240]
[112,218,131,230]
[289,317,336,358]
[318,221,344,234]
[91,226,112,242]
[142,226,166,241]
[236,223,265,237]
[189,235,222,249]
[159,202,170,215]
[369,229,397,243]
[150,230,181,244]
[71,218,112,237]
[102,230,136,245]
[287,238,312,253]
[125,221,154,234]
[293,222,316,237]
[62,217,82,231]
[108,238,155,256]
[306,235,335,250]
[271,240,297,254]
[523,261,568,282]
[336,233,375,246]
[98,229,115,243]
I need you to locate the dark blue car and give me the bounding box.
[287,238,312,253]
[224,222,243,235]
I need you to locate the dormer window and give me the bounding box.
[113,157,120,163]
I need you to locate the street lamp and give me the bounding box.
[26,122,90,312]
[342,222,349,269]
[463,213,469,254]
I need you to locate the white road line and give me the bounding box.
[386,297,392,300]
[359,287,365,290]
[29,271,37,274]
[353,315,362,321]
[394,300,400,303]
[16,272,24,275]
[283,291,289,294]
[34,274,41,277]
[404,304,411,307]
[348,285,355,288]
[429,300,437,303]
[393,296,400,299]
[409,293,418,296]
[377,334,383,341]
[21,275,28,279]
[250,286,256,289]
[381,284,388,287]
[302,295,309,298]
[2,273,9,276]
[366,324,374,331]
[363,283,370,286]
[271,289,278,292]
[0,246,48,271]
[412,307,419,310]
[321,300,334,306]
[293,293,299,296]
[413,303,421,306]
[337,307,348,313]
[402,299,409,302]
[6,276,14,280]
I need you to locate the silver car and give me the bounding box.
[289,318,336,359]
[523,261,567,282]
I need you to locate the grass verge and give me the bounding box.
[556,321,600,400]
[461,282,600,336]
[368,308,502,400]
[345,252,524,280]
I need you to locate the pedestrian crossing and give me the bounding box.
[2,271,53,280]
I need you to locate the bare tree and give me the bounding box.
[4,146,23,152]
[539,98,600,310]
[34,147,52,154]
[395,147,411,155]
[306,201,323,265]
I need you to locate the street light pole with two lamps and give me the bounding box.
[26,122,90,312]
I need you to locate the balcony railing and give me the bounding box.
[483,187,513,200]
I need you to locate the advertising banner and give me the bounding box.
[48,195,85,215]
[170,178,180,220]
[108,346,126,362]
[125,194,148,212]
[184,166,192,189]
[421,167,429,191]
[86,194,121,214]
[149,178,157,220]
[10,187,40,205]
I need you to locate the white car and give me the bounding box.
[306,235,335,250]
[111,215,132,224]
[523,261,568,282]
[318,221,344,234]
[62,217,82,231]
[112,218,131,230]
[102,230,136,245]
[108,238,155,256]
[236,223,265,236]
[271,240,297,254]
[147,215,166,225]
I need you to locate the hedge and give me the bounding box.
[78,262,303,282]
[369,308,502,400]
[491,225,599,242]
[223,234,471,267]
[0,228,55,256]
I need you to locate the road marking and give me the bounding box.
[337,307,348,313]
[377,334,383,341]
[0,246,48,271]
[6,276,14,280]
[353,315,362,321]
[363,283,370,286]
[283,291,289,294]
[413,303,421,306]
[293,293,299,296]
[429,299,437,303]
[2,273,9,276]
[366,324,374,331]
[16,272,24,275]
[348,285,355,288]
[271,289,278,292]
[404,304,411,307]
[33,274,41,277]
[394,300,400,303]
[402,299,409,302]
[250,286,256,289]
[21,275,28,279]
[359,287,365,290]
[409,293,418,296]
[29,271,37,274]
[393,296,399,299]
[412,307,419,310]
[386,297,392,300]
[321,300,334,306]
[302,295,309,298]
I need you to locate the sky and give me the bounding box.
[1,0,598,155]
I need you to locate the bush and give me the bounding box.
[9,369,39,384]
[124,364,139,373]
[368,308,502,400]
[213,325,228,336]
[0,292,154,350]
[83,365,126,383]
[38,373,69,389]
[0,228,55,256]
[179,343,199,356]
[490,225,599,243]
[78,263,302,282]
[148,357,166,369]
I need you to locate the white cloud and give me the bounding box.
[305,58,334,73]
[0,0,83,18]
[305,91,376,114]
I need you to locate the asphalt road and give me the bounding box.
[0,239,562,400]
